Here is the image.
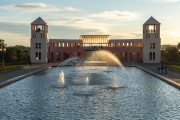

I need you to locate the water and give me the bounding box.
[59,70,65,86]
[58,56,83,66]
[85,50,123,66]
[0,67,180,120]
[85,77,89,85]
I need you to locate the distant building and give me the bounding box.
[30,16,161,63]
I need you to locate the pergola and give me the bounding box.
[80,35,111,50]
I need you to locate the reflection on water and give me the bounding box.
[0,67,180,120]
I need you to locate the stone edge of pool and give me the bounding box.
[136,66,180,90]
[0,66,179,90]
[0,67,50,88]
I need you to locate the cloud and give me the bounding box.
[47,17,109,34]
[0,31,29,46]
[46,10,140,33]
[169,31,180,38]
[88,10,139,21]
[111,32,142,39]
[0,3,82,13]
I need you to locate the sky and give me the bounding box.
[0,0,180,46]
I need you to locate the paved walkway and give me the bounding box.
[137,63,180,84]
[0,63,58,84]
[0,62,179,88]
[122,62,180,86]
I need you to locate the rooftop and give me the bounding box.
[49,39,82,43]
[31,17,47,25]
[109,39,142,43]
[144,16,160,25]
[80,35,111,38]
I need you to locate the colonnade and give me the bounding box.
[49,42,83,48]
[108,42,142,47]
[80,35,111,44]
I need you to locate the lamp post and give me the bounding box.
[0,41,7,70]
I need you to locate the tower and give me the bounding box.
[30,17,49,63]
[142,16,161,63]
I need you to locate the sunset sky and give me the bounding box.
[0,0,180,46]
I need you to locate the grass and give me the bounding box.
[0,65,30,73]
[167,65,180,74]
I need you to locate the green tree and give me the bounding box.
[178,42,180,49]
[164,46,180,63]
[5,45,30,64]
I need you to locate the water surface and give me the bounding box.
[0,67,180,120]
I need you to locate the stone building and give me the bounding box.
[30,16,161,63]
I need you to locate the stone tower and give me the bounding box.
[30,17,49,63]
[142,16,161,63]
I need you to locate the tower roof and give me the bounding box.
[31,17,47,25]
[144,16,160,25]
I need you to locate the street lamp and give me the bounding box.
[0,41,7,69]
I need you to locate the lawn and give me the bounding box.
[167,65,180,74]
[0,65,30,73]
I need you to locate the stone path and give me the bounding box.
[137,63,180,84]
[0,63,58,84]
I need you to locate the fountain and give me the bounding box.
[1,50,180,120]
[58,50,129,89]
[59,70,65,86]
[85,77,89,85]
[83,50,129,88]
[85,50,123,66]
[58,56,83,66]
[108,72,121,89]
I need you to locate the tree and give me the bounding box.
[4,45,30,64]
[178,42,180,49]
[164,46,180,63]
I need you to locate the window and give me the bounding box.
[36,25,42,32]
[149,52,152,60]
[39,43,41,49]
[148,25,155,33]
[150,52,155,60]
[153,52,155,60]
[149,43,155,49]
[39,52,41,60]
[35,52,41,61]
[36,43,38,49]
[36,43,41,49]
[153,43,155,49]
[36,52,39,60]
